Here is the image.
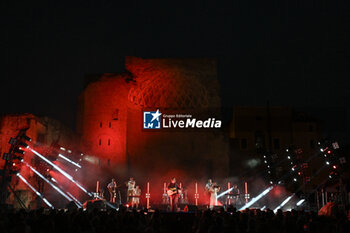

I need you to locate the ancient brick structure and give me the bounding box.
[78,57,229,182]
[0,114,77,208]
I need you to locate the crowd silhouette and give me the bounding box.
[0,206,349,233]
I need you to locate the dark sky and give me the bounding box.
[1,1,349,139]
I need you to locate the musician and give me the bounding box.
[167,177,180,212]
[205,179,213,193]
[131,185,141,208]
[107,178,117,203]
[232,184,240,205]
[232,184,240,195]
[209,182,220,210]
[126,177,136,203]
[205,179,213,205]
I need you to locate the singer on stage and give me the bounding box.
[167,177,180,212]
[107,178,117,203]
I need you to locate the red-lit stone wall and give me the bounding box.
[78,74,131,167]
[78,57,229,187]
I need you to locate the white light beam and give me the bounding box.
[24,162,73,202]
[30,148,92,196]
[239,186,274,211]
[17,174,54,208]
[217,187,234,199]
[296,199,305,206]
[58,154,81,168]
[274,194,295,213]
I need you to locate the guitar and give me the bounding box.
[167,188,181,196]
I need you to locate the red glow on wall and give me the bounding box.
[271,185,285,197]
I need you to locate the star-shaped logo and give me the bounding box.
[150,109,161,122]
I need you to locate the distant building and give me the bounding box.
[230,106,320,155]
[229,106,322,187]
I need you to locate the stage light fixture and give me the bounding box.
[13,147,25,155]
[21,134,31,142]
[18,141,29,148]
[8,137,17,145]
[2,153,11,160]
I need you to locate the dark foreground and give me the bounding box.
[0,207,349,233]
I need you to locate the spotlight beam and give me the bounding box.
[17,174,54,209]
[49,178,82,207]
[217,187,234,199]
[273,194,295,213]
[29,148,92,196]
[106,202,118,210]
[296,199,305,206]
[24,162,73,202]
[239,186,274,210]
[30,148,73,179]
[58,154,81,168]
[49,177,83,208]
[66,192,83,207]
[271,165,327,211]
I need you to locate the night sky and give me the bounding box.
[1,1,349,140]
